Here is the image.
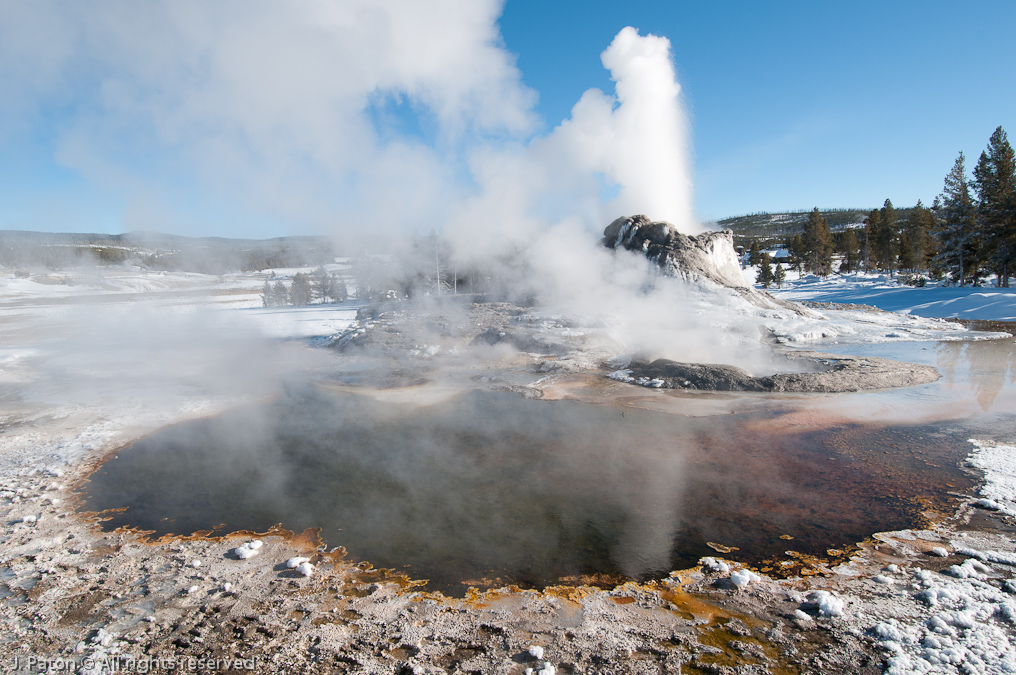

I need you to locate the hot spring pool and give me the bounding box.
[81,365,989,595]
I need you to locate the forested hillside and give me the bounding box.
[721,126,1016,289]
[717,209,871,248]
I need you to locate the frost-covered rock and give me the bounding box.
[602,215,803,313]
[524,663,555,675]
[286,556,311,569]
[528,645,545,660]
[295,562,314,577]
[954,545,1016,566]
[730,569,761,588]
[967,440,1016,517]
[974,498,1002,510]
[873,619,913,643]
[809,590,845,617]
[606,369,633,383]
[92,628,114,648]
[234,540,263,559]
[920,586,963,607]
[946,559,991,580]
[603,216,749,290]
[699,557,730,574]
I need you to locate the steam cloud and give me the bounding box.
[0,2,783,379]
[0,1,697,242]
[0,4,802,589]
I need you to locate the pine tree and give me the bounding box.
[748,240,762,266]
[802,208,833,275]
[329,274,348,302]
[773,261,786,288]
[311,266,329,303]
[934,152,980,286]
[272,280,288,306]
[874,199,898,275]
[900,200,937,273]
[863,209,880,272]
[756,252,774,288]
[261,280,273,307]
[972,126,1016,287]
[788,235,806,275]
[290,273,312,305]
[839,229,860,273]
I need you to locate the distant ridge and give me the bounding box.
[0,229,335,274]
[713,208,880,247]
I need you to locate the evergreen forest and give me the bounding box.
[726,126,1016,288]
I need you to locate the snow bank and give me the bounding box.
[967,440,1016,516]
[770,272,1016,322]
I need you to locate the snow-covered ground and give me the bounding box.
[743,266,1016,322]
[0,263,359,338]
[0,264,359,475]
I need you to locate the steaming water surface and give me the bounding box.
[81,336,1016,595]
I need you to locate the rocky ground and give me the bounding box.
[611,350,940,393]
[3,454,1015,675]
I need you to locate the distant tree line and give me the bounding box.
[748,126,1015,288]
[261,267,348,307]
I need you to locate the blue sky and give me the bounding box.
[500,0,1016,221]
[0,1,1014,238]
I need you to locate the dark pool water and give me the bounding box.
[81,383,977,595]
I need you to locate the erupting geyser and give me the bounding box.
[576,26,696,232]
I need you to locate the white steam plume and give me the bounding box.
[558,26,695,232]
[445,25,699,266]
